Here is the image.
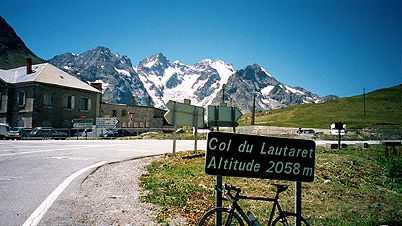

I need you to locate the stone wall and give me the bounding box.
[100,103,166,131]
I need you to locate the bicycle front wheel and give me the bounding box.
[198,207,245,226]
[272,212,310,226]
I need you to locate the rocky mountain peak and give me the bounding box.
[48,47,149,106]
[49,46,336,112]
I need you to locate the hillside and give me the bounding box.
[0,16,44,69]
[239,85,402,130]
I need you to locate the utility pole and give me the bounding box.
[251,93,256,125]
[363,88,366,116]
[222,84,225,103]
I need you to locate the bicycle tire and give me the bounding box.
[198,207,245,226]
[272,212,310,226]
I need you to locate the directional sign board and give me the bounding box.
[164,100,205,127]
[72,118,93,128]
[96,118,120,128]
[208,105,242,127]
[205,132,316,182]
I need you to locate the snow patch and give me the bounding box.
[285,85,305,95]
[260,67,272,77]
[261,85,275,95]
[114,67,130,76]
[144,60,156,68]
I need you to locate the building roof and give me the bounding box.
[0,63,101,93]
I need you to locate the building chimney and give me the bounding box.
[131,96,135,106]
[26,58,32,74]
[89,82,103,92]
[147,96,152,107]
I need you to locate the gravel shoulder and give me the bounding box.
[42,157,180,225]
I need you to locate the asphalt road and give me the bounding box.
[0,139,206,226]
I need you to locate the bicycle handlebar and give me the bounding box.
[215,184,241,200]
[216,183,289,201]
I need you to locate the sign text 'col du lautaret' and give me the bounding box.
[205,132,316,182]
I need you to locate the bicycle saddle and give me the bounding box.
[271,184,289,193]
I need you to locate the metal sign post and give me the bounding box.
[335,122,344,150]
[204,132,316,226]
[205,132,315,181]
[96,117,120,128]
[172,101,178,155]
[164,100,205,155]
[295,181,302,226]
[72,118,93,128]
[207,104,242,128]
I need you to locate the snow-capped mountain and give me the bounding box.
[48,46,336,113]
[212,64,328,112]
[48,46,149,106]
[135,53,234,109]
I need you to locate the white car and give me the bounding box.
[0,123,11,139]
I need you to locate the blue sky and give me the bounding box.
[2,0,401,97]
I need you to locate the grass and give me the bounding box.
[140,145,402,225]
[238,85,402,130]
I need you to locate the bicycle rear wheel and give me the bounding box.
[272,212,310,226]
[198,207,244,226]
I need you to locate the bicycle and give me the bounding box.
[198,184,310,226]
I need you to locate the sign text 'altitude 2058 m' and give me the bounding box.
[205,132,316,182]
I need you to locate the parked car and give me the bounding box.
[0,123,11,139]
[8,127,32,139]
[29,127,69,139]
[297,129,315,134]
[72,128,96,138]
[99,129,132,138]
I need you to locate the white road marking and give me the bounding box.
[22,161,107,226]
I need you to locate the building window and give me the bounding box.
[122,109,128,116]
[63,94,75,109]
[112,110,117,117]
[44,91,54,107]
[18,91,26,106]
[80,96,91,111]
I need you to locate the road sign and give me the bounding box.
[164,100,205,155]
[164,100,205,127]
[208,105,242,127]
[72,118,93,128]
[96,118,120,128]
[205,132,316,182]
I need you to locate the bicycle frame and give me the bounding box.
[237,192,285,226]
[223,185,288,226]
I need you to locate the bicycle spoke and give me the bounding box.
[198,208,244,226]
[272,213,310,226]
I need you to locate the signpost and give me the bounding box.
[207,104,242,129]
[96,118,120,128]
[72,118,93,128]
[205,132,315,181]
[205,132,316,225]
[334,122,345,150]
[164,99,205,155]
[164,100,205,127]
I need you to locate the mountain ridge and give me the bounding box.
[48,46,337,112]
[49,46,150,106]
